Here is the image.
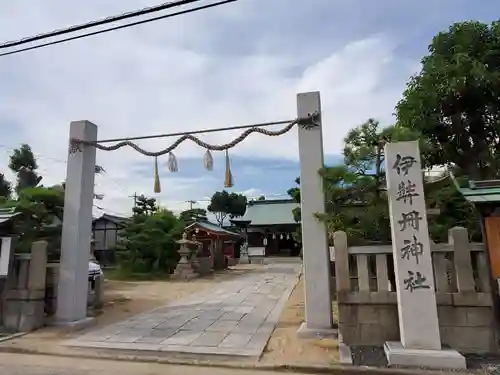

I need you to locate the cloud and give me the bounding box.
[0,0,497,217]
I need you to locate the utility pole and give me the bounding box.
[185,200,197,210]
[129,193,138,208]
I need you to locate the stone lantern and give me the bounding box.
[172,232,200,280]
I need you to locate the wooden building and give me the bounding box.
[451,176,500,331]
[451,177,500,279]
[184,221,243,265]
[231,199,301,259]
[92,213,128,265]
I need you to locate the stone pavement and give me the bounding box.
[65,264,300,358]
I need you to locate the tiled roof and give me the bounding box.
[450,173,500,203]
[236,199,300,226]
[93,213,128,225]
[186,221,242,237]
[0,207,21,225]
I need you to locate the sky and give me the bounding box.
[0,0,498,217]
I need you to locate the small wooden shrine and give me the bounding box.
[184,221,243,262]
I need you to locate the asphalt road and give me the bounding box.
[0,353,287,375]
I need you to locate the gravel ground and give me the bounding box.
[350,345,500,373]
[350,345,388,367]
[465,353,500,372]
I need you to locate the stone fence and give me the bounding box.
[334,227,497,353]
[0,238,103,333]
[2,240,48,332]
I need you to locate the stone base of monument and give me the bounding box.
[48,316,96,331]
[384,341,466,370]
[172,267,198,280]
[172,258,199,280]
[296,322,338,339]
[338,343,354,364]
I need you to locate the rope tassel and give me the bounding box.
[204,149,213,171]
[224,149,233,188]
[167,152,178,172]
[153,156,161,193]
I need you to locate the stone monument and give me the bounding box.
[384,140,466,369]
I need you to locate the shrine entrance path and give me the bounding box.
[65,263,300,359]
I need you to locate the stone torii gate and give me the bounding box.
[56,91,336,337]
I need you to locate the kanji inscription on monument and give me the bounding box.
[385,141,441,350]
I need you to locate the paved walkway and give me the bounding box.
[66,264,300,358]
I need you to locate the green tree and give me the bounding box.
[425,170,481,242]
[286,178,302,244]
[9,144,42,193]
[116,208,183,275]
[11,186,65,255]
[0,173,12,199]
[318,165,391,244]
[133,195,157,216]
[289,121,418,244]
[288,117,479,244]
[396,21,500,180]
[4,145,105,259]
[207,190,247,226]
[257,195,266,201]
[343,119,422,194]
[341,120,411,182]
[179,208,208,226]
[340,120,422,241]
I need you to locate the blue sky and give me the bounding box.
[0,0,498,216]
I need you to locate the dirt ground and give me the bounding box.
[260,274,340,366]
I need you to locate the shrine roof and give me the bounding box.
[0,208,20,224]
[237,199,300,226]
[185,221,242,237]
[450,174,500,203]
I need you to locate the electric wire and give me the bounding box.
[0,0,237,58]
[0,0,205,49]
[0,144,129,199]
[0,143,293,215]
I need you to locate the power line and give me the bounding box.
[0,0,237,58]
[0,0,204,49]
[0,144,132,199]
[0,143,67,164]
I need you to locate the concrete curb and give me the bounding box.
[0,345,457,375]
[0,332,28,343]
